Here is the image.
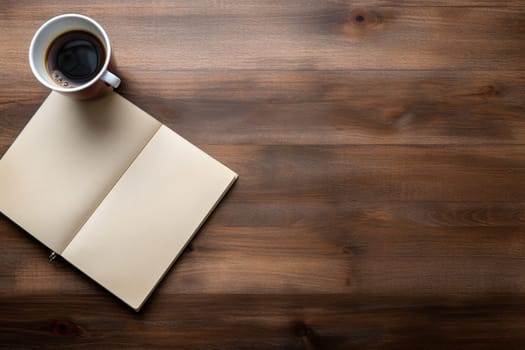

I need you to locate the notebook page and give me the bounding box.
[62,125,238,311]
[0,92,161,253]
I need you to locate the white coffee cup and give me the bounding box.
[29,14,120,99]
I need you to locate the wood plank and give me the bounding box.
[205,145,525,203]
[2,71,524,150]
[2,3,524,72]
[130,70,525,145]
[4,0,525,10]
[1,294,525,349]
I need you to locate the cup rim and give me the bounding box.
[29,13,112,93]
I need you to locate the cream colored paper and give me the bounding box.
[62,125,237,310]
[1,92,237,311]
[0,92,160,253]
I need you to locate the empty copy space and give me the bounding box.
[61,125,237,310]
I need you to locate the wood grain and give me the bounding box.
[3,71,525,147]
[2,294,525,350]
[2,2,525,72]
[1,0,525,349]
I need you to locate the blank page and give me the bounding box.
[0,92,160,253]
[62,125,238,311]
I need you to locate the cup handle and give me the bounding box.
[101,70,121,89]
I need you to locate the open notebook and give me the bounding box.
[0,92,238,311]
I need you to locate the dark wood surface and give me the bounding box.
[1,1,524,349]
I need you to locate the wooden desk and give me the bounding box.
[1,1,524,348]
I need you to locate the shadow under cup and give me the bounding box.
[29,14,119,99]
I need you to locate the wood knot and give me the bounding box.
[293,322,312,337]
[342,245,365,256]
[349,9,381,27]
[339,9,383,37]
[51,320,84,336]
[480,85,499,98]
[383,107,414,128]
[292,321,321,348]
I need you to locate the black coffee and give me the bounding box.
[46,30,105,88]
